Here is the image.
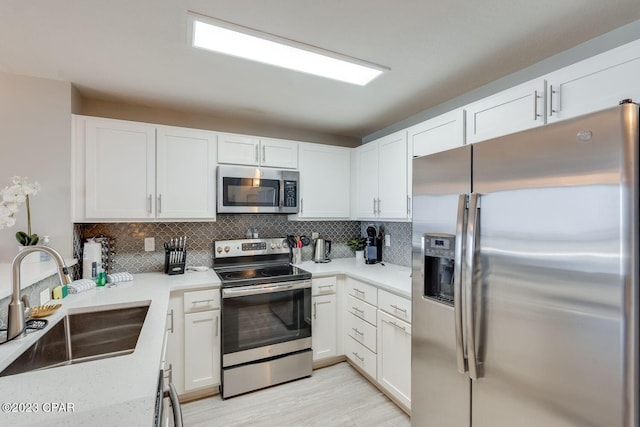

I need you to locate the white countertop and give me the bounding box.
[295,258,412,299]
[0,269,220,427]
[0,257,411,426]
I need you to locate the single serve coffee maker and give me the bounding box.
[364,225,382,264]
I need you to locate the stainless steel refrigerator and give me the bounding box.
[411,102,639,427]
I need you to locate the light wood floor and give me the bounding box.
[182,362,411,427]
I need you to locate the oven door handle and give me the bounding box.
[222,280,311,298]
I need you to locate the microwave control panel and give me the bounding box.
[283,180,297,207]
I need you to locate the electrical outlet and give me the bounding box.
[40,288,51,306]
[144,237,155,252]
[311,232,319,239]
[385,234,391,247]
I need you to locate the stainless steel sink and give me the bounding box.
[0,301,150,377]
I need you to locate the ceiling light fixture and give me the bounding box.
[188,12,388,86]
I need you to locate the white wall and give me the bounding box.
[0,72,73,261]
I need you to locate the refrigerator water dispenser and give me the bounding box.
[422,233,456,305]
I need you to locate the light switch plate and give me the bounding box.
[144,237,155,252]
[40,288,51,306]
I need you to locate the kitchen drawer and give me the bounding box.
[184,288,220,313]
[378,290,411,323]
[346,277,377,307]
[346,335,377,379]
[312,276,337,295]
[347,294,377,327]
[346,312,377,353]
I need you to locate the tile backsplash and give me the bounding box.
[74,215,413,275]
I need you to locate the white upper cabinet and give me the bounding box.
[409,108,466,158]
[217,133,298,169]
[74,116,217,222]
[295,142,350,219]
[354,130,409,220]
[545,39,640,123]
[156,126,217,219]
[260,138,299,169]
[217,134,260,166]
[83,118,156,219]
[465,79,546,144]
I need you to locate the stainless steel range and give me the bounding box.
[213,238,312,399]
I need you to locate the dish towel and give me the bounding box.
[107,272,134,284]
[67,279,97,294]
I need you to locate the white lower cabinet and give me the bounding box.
[377,311,411,410]
[184,309,220,390]
[312,276,338,361]
[312,293,337,360]
[166,287,221,398]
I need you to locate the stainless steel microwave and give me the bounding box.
[217,165,299,214]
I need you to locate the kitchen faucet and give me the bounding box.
[6,245,72,341]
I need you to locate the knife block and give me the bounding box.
[164,250,186,275]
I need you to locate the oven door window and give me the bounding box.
[223,288,311,354]
[222,177,280,207]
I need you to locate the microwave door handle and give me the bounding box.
[466,193,481,380]
[454,193,468,374]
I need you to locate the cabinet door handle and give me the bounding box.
[147,194,152,213]
[390,304,407,313]
[157,194,162,213]
[300,198,304,215]
[262,145,266,163]
[549,84,557,117]
[313,301,317,320]
[168,309,174,333]
[255,145,259,163]
[533,90,541,120]
[387,319,407,332]
[377,198,381,215]
[215,315,219,337]
[407,195,411,215]
[352,352,365,362]
[373,198,376,215]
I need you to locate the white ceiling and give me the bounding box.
[2,0,640,140]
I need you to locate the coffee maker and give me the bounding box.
[364,226,382,264]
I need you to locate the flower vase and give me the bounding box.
[18,246,41,264]
[355,250,365,265]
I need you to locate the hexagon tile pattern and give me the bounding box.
[73,216,413,275]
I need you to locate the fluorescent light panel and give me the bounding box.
[189,14,386,86]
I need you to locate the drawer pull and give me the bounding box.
[352,327,364,337]
[388,320,407,332]
[390,304,407,313]
[191,299,214,305]
[352,352,365,362]
[318,285,334,290]
[351,306,364,315]
[353,288,365,297]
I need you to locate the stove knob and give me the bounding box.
[276,243,282,249]
[270,243,276,249]
[224,246,230,253]
[216,246,222,254]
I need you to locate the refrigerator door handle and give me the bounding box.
[466,192,481,380]
[454,193,468,374]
